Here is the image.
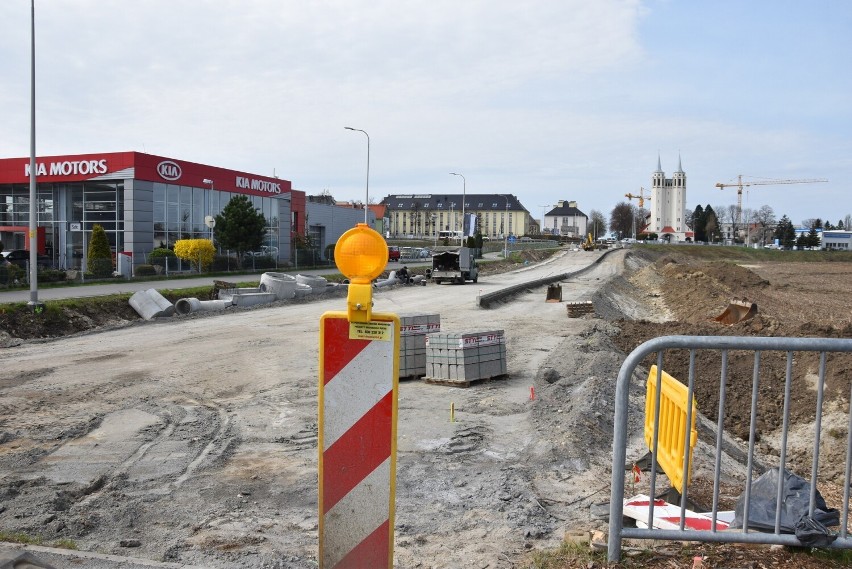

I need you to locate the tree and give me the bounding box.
[704,206,719,243]
[174,239,215,272]
[88,223,113,277]
[754,205,776,245]
[214,195,266,259]
[589,210,606,240]
[692,205,705,242]
[608,202,634,239]
[774,216,796,249]
[684,208,694,231]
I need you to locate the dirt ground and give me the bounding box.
[0,247,851,568]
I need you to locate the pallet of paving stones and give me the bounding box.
[424,330,507,386]
[398,312,441,380]
[566,301,595,317]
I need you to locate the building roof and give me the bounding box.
[546,203,587,218]
[381,193,528,213]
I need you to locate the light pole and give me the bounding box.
[538,205,549,236]
[27,0,42,311]
[431,214,438,248]
[345,127,370,224]
[503,195,510,258]
[203,178,216,245]
[449,172,465,243]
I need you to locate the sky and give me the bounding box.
[1,1,850,227]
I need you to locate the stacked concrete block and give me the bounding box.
[566,301,595,317]
[399,313,441,379]
[425,330,507,384]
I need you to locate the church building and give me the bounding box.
[647,155,692,242]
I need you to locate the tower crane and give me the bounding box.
[624,187,651,239]
[715,175,828,225]
[625,187,651,209]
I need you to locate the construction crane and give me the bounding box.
[625,187,651,209]
[715,175,828,225]
[624,188,651,240]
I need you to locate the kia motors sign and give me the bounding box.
[157,160,182,181]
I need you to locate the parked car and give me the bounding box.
[388,246,400,262]
[2,249,51,269]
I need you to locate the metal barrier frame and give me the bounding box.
[609,335,852,562]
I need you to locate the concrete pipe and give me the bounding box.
[129,288,174,320]
[260,272,297,300]
[296,274,327,291]
[174,297,233,315]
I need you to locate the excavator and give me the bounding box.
[581,233,596,251]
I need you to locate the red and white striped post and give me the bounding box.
[318,224,400,568]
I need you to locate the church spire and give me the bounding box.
[656,152,662,173]
[676,152,683,173]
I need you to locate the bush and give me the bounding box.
[241,254,276,270]
[210,254,236,272]
[88,224,114,277]
[134,264,157,277]
[38,269,67,283]
[174,239,215,272]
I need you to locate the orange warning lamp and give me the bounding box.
[335,223,386,322]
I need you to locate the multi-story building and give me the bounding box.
[648,155,692,242]
[541,200,588,238]
[0,151,314,271]
[381,194,531,240]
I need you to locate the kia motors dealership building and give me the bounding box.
[0,152,307,271]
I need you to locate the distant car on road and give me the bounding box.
[388,246,400,262]
[2,249,51,269]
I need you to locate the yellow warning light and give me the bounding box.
[335,223,386,322]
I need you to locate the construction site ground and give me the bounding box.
[1,246,852,568]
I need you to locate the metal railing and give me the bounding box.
[609,335,852,561]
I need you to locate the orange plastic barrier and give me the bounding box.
[644,365,698,492]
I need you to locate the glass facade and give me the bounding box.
[0,180,282,269]
[152,184,280,251]
[0,181,123,269]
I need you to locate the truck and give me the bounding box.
[428,247,479,284]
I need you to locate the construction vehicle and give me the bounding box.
[428,247,478,284]
[715,176,828,225]
[581,233,596,251]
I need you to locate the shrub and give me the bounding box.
[38,269,67,283]
[134,264,157,277]
[241,254,276,270]
[211,254,236,272]
[174,239,215,272]
[88,224,114,277]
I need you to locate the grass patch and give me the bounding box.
[0,531,43,545]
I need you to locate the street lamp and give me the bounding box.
[27,0,43,312]
[345,127,370,224]
[449,172,465,242]
[431,214,438,247]
[503,195,510,258]
[202,178,215,243]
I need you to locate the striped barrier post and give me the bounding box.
[318,223,400,568]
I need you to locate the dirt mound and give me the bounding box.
[608,249,852,477]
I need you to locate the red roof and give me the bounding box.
[660,226,676,233]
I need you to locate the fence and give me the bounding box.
[609,335,852,562]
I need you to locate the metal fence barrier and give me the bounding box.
[609,335,852,562]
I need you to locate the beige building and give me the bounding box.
[380,194,532,239]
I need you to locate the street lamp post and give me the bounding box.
[345,127,370,224]
[431,214,438,248]
[503,195,510,258]
[449,172,465,243]
[27,0,42,311]
[203,179,216,246]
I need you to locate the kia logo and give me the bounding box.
[157,160,182,181]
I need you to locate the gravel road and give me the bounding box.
[0,248,645,568]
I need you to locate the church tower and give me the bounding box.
[648,154,689,241]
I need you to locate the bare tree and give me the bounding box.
[754,205,776,245]
[609,202,634,239]
[589,210,606,240]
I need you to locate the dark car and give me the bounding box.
[2,250,52,269]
